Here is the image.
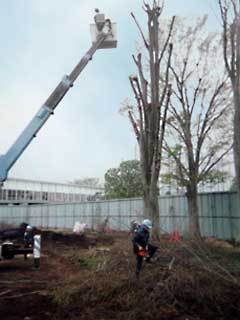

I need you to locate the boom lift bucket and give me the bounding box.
[90,10,117,49]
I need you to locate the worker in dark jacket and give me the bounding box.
[24,225,34,260]
[24,225,34,246]
[132,219,158,278]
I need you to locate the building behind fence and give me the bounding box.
[0,191,239,241]
[0,178,104,204]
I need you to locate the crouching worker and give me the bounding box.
[132,219,158,278]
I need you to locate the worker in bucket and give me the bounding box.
[132,219,158,278]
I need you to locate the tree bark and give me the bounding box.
[233,94,240,197]
[186,184,201,239]
[143,184,160,237]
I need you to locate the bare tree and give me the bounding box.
[219,0,240,200]
[164,17,232,239]
[127,1,175,236]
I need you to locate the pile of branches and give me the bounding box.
[51,238,240,319]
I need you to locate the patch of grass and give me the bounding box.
[63,248,105,270]
[77,256,101,269]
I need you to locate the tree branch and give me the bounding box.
[129,76,144,135]
[131,12,150,50]
[199,145,233,182]
[128,111,140,141]
[159,16,176,64]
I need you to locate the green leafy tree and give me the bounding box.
[104,160,143,199]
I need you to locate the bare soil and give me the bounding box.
[0,230,240,320]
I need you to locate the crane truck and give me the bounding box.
[0,10,117,264]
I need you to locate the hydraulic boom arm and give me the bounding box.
[0,11,116,185]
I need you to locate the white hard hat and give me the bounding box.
[142,219,153,230]
[131,219,139,225]
[26,225,32,230]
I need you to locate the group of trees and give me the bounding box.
[111,0,239,239]
[128,0,240,238]
[80,1,240,240]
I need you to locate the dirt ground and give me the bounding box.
[0,230,240,320]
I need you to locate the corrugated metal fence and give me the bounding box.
[0,191,239,240]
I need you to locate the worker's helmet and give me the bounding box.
[130,220,140,232]
[131,219,139,226]
[142,219,153,230]
[26,225,32,231]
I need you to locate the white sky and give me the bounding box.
[0,0,221,184]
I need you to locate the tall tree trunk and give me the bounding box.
[129,3,174,238]
[143,183,160,237]
[186,184,201,239]
[233,94,240,200]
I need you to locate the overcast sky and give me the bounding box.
[0,0,221,184]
